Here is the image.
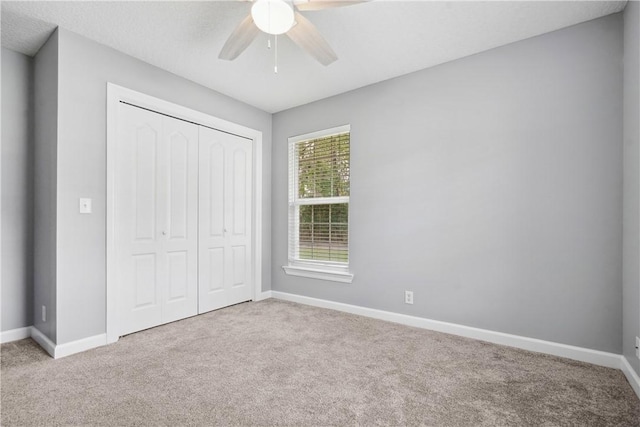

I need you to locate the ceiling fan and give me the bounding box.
[219,0,364,67]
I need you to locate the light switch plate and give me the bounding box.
[79,198,92,214]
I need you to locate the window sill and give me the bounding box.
[282,265,354,283]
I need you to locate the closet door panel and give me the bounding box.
[228,145,252,303]
[161,116,199,324]
[201,141,226,302]
[116,104,164,335]
[199,127,253,313]
[199,127,228,312]
[116,104,198,336]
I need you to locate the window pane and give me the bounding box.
[298,204,348,263]
[297,133,350,199]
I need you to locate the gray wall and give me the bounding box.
[33,31,59,342]
[623,0,640,376]
[272,14,624,353]
[54,28,272,345]
[1,48,34,332]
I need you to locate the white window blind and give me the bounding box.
[288,125,350,273]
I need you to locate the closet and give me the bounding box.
[114,102,253,336]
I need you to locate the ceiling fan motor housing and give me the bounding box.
[251,0,295,35]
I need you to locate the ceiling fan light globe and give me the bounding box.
[251,0,295,35]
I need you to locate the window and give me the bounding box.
[283,125,353,283]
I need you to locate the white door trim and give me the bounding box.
[106,83,263,344]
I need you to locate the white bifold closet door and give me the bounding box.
[198,126,253,313]
[116,103,199,335]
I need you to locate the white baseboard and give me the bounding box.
[30,327,56,358]
[621,356,640,399]
[270,291,621,369]
[255,291,273,301]
[54,334,107,359]
[5,326,106,359]
[0,326,33,344]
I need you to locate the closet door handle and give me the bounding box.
[162,231,167,236]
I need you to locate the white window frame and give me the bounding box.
[282,124,354,283]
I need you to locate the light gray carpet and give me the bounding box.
[1,299,639,426]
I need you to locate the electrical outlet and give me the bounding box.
[42,305,46,322]
[404,290,414,305]
[636,336,639,359]
[79,198,92,214]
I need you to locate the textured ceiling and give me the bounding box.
[1,1,627,113]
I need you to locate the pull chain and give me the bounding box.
[274,35,278,73]
[266,35,279,74]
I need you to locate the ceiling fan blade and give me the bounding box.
[286,12,337,66]
[294,0,366,11]
[219,14,260,61]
